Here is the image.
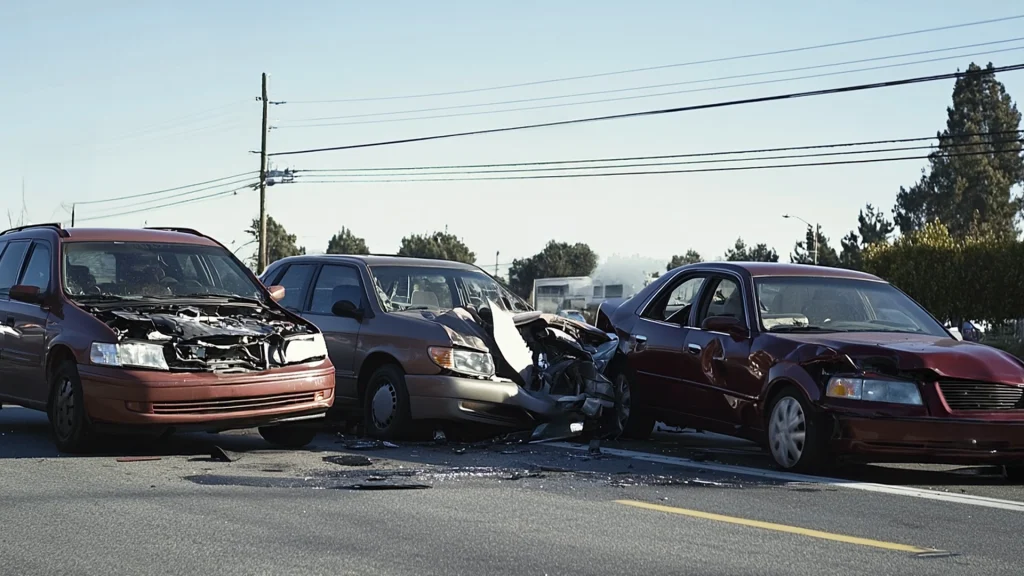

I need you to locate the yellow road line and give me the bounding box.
[615,500,936,553]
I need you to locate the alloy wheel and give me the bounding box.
[769,396,806,468]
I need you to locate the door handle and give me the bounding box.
[632,334,648,352]
[687,343,702,355]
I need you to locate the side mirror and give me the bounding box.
[332,299,363,320]
[701,315,749,340]
[267,285,286,302]
[9,284,44,304]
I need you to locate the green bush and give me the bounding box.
[862,222,1024,323]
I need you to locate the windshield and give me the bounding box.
[755,276,947,336]
[369,265,522,313]
[62,241,262,301]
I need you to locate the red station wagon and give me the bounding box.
[598,262,1024,480]
[0,224,335,452]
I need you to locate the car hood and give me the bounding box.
[774,332,1024,386]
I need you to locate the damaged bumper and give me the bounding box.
[832,414,1024,464]
[406,375,533,427]
[79,360,335,429]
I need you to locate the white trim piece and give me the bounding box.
[549,443,1024,513]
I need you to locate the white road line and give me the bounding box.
[549,442,1024,513]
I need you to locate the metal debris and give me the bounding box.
[209,446,240,462]
[338,483,431,491]
[344,440,399,451]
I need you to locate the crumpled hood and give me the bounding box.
[775,332,1024,385]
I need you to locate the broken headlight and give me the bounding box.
[90,341,169,370]
[282,333,328,364]
[428,346,495,378]
[826,375,923,405]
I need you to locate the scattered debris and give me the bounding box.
[209,446,240,462]
[452,447,467,455]
[344,440,399,451]
[116,456,161,463]
[433,430,447,444]
[323,455,373,467]
[338,483,431,491]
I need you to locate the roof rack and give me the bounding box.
[0,223,69,238]
[144,227,206,237]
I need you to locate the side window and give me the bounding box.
[0,241,31,297]
[276,264,316,311]
[309,265,363,314]
[641,275,706,326]
[696,277,746,327]
[19,243,52,291]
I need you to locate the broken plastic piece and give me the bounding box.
[209,446,240,462]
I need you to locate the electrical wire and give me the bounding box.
[283,38,1024,124]
[76,184,255,223]
[284,14,1024,103]
[270,63,1024,156]
[298,130,1024,173]
[288,148,1018,184]
[74,172,259,205]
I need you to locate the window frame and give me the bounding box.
[305,263,366,315]
[0,240,32,299]
[270,262,318,313]
[692,273,749,331]
[638,271,709,327]
[17,241,54,293]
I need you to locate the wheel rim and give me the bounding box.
[370,379,398,430]
[768,396,806,468]
[54,377,76,440]
[615,374,631,431]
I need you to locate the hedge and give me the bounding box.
[862,222,1024,323]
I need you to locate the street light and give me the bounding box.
[782,214,818,265]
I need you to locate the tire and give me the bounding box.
[615,372,655,440]
[363,364,413,440]
[258,425,318,448]
[765,385,830,473]
[48,360,95,454]
[1005,465,1024,483]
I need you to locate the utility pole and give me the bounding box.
[258,72,270,274]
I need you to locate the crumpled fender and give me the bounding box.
[763,343,856,404]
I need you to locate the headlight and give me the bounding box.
[90,342,169,370]
[428,346,495,378]
[826,376,923,405]
[283,333,328,364]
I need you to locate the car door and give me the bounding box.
[0,240,32,402]
[268,263,317,314]
[682,273,757,434]
[626,272,711,427]
[5,241,54,405]
[300,263,364,403]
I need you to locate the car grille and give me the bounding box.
[936,381,1024,411]
[152,392,318,415]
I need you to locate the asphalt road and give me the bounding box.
[2,407,1022,576]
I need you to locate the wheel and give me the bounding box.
[258,425,318,448]
[363,364,413,440]
[615,372,654,440]
[1005,465,1024,483]
[766,386,829,473]
[48,360,95,453]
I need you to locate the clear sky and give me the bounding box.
[2,0,1023,274]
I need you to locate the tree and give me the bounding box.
[725,238,779,262]
[839,204,895,270]
[893,62,1024,241]
[507,240,598,298]
[790,226,840,266]
[398,231,475,264]
[326,227,369,255]
[667,250,702,270]
[246,216,304,268]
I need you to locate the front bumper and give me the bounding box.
[833,414,1024,464]
[405,374,537,427]
[78,360,335,430]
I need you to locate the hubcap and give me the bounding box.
[370,380,398,429]
[615,374,632,430]
[54,377,76,440]
[769,396,806,468]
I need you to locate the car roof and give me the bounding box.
[0,224,220,246]
[684,262,883,282]
[273,254,483,271]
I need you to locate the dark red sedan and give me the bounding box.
[596,262,1024,479]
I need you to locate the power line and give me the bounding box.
[281,46,1024,128]
[295,137,1023,178]
[284,14,1024,104]
[77,184,255,223]
[97,177,259,210]
[288,148,1017,184]
[74,171,259,205]
[299,130,1024,173]
[270,63,1024,157]
[283,38,1024,125]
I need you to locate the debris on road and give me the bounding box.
[343,440,399,451]
[338,483,431,491]
[116,456,162,463]
[209,446,241,462]
[323,455,373,467]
